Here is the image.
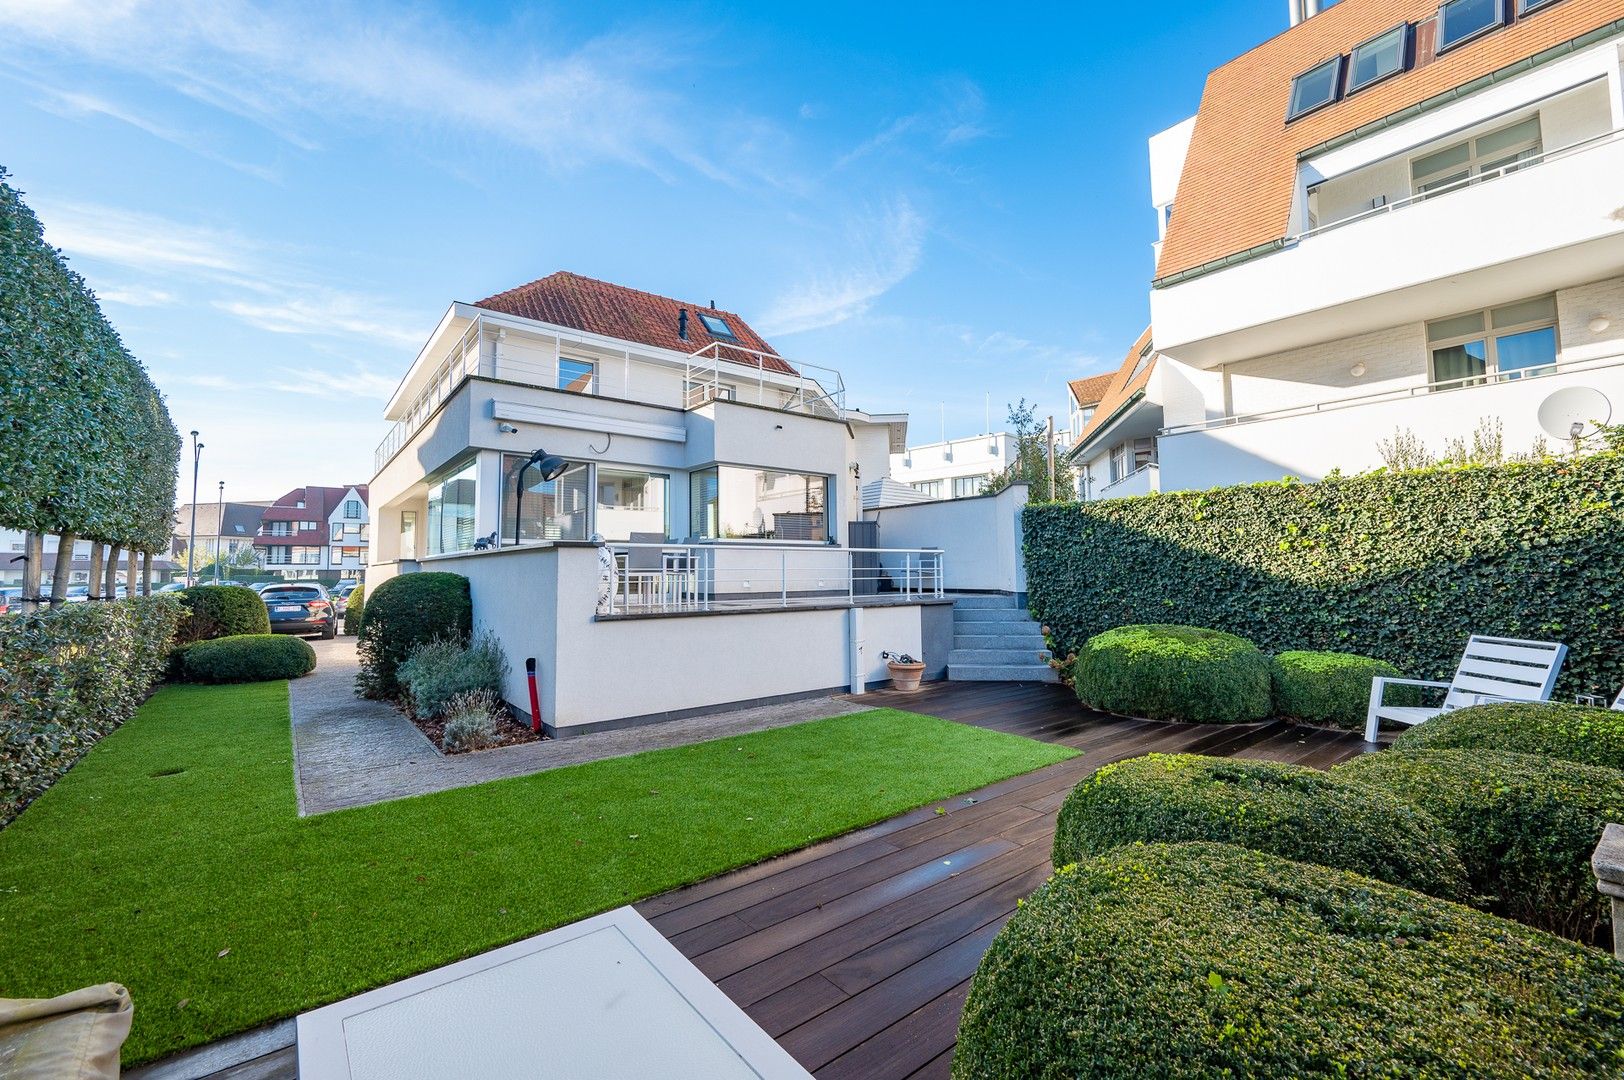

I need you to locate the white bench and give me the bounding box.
[1365,635,1567,743]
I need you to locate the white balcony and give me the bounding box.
[1095,463,1159,500]
[1151,127,1624,369]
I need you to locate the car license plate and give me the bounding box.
[275,604,301,613]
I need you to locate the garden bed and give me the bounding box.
[405,703,542,753]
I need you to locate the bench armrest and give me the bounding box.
[1374,678,1451,690]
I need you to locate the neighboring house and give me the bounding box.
[889,433,1018,501]
[1143,0,1624,490]
[368,271,906,564]
[254,485,370,580]
[1066,374,1113,446]
[172,500,270,567]
[0,530,180,587]
[1067,329,1164,500]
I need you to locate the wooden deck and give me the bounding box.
[638,680,1374,1079]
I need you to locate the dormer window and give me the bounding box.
[1437,0,1504,53]
[1287,56,1343,121]
[1348,25,1408,93]
[698,312,737,340]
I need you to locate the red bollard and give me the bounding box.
[526,657,543,735]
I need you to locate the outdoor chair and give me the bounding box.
[1613,686,1624,712]
[1365,634,1568,743]
[621,532,675,610]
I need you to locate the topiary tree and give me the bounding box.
[1336,748,1624,943]
[1270,649,1403,729]
[173,585,271,645]
[1053,754,1467,899]
[1395,701,1624,772]
[180,634,316,684]
[954,843,1624,1079]
[342,583,365,636]
[1071,625,1271,723]
[356,573,472,699]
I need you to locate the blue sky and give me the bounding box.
[0,0,1285,501]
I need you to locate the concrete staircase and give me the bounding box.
[947,595,1058,682]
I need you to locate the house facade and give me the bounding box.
[888,432,1017,501]
[254,485,370,580]
[1142,0,1624,490]
[172,500,269,569]
[1067,329,1166,500]
[0,531,180,588]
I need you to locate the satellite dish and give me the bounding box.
[1537,386,1612,441]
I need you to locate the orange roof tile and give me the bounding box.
[1075,328,1157,449]
[1157,0,1623,282]
[1067,373,1114,408]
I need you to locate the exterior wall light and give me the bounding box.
[1589,317,1611,334]
[1349,362,1367,377]
[511,449,569,547]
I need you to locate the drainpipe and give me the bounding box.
[847,607,865,694]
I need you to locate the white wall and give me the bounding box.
[890,433,1013,495]
[863,483,1028,594]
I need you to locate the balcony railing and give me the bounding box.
[596,541,943,616]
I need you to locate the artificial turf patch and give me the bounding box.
[0,682,1074,1064]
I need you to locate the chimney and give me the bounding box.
[710,300,717,309]
[678,308,689,340]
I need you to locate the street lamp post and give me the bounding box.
[214,480,225,584]
[186,431,203,587]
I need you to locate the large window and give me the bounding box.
[344,499,362,519]
[426,461,478,555]
[690,467,828,541]
[1437,0,1503,53]
[330,522,344,541]
[557,357,595,394]
[911,480,943,499]
[1348,25,1407,93]
[596,469,669,540]
[952,476,984,499]
[292,547,322,565]
[1428,295,1559,388]
[502,453,589,544]
[1287,56,1343,121]
[698,312,737,340]
[1412,116,1541,196]
[1108,438,1157,485]
[399,510,417,561]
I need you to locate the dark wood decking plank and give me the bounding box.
[904,1047,955,1080]
[816,980,974,1080]
[748,972,851,1039]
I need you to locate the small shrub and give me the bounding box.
[1071,625,1271,724]
[356,573,471,699]
[397,630,509,718]
[181,634,316,684]
[173,585,270,645]
[342,584,365,636]
[953,842,1624,1080]
[1053,753,1467,899]
[1270,649,1402,729]
[1395,700,1624,771]
[441,689,502,753]
[1336,748,1624,942]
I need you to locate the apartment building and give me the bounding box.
[888,433,1016,501]
[1143,0,1624,489]
[1067,330,1166,500]
[254,485,370,579]
[171,500,269,566]
[0,531,180,588]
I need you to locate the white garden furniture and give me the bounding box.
[1613,686,1624,712]
[1365,635,1568,743]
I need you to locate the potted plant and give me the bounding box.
[881,650,926,692]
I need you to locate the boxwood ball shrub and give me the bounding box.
[1052,754,1467,899]
[1336,749,1624,942]
[342,584,365,636]
[356,573,472,699]
[174,584,270,645]
[1071,625,1271,724]
[953,842,1624,1080]
[1270,649,1402,729]
[1395,700,1624,772]
[181,634,317,684]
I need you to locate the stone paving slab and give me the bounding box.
[290,639,866,815]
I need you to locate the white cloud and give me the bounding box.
[760,199,927,337]
[95,283,179,307]
[215,292,427,349]
[30,84,280,180]
[37,199,253,278]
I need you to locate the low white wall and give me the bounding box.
[864,483,1028,594]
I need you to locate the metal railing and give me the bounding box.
[375,317,486,472]
[686,342,846,418]
[596,542,943,616]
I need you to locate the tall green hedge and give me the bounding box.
[1025,453,1624,700]
[0,167,180,553]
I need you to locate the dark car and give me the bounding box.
[260,583,337,639]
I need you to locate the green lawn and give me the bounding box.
[0,682,1074,1064]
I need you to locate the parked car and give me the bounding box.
[64,585,91,603]
[330,579,360,617]
[260,582,337,639]
[0,586,20,615]
[155,581,188,593]
[251,582,274,594]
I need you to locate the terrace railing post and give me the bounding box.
[1591,823,1624,960]
[781,550,788,607]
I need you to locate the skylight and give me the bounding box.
[1287,56,1343,121]
[1437,0,1504,53]
[698,312,736,339]
[1348,25,1408,93]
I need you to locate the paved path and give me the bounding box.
[290,638,866,815]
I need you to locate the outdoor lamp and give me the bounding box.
[512,448,570,546]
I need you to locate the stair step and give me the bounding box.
[954,633,1047,650]
[948,663,1060,683]
[949,648,1052,665]
[948,594,1019,609]
[953,609,1035,623]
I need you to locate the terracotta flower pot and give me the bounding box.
[887,660,926,692]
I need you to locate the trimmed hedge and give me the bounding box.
[180,635,316,684]
[342,584,365,636]
[954,842,1624,1079]
[356,573,472,699]
[1071,625,1271,724]
[1025,453,1624,705]
[1395,701,1624,771]
[1053,754,1468,899]
[1336,749,1624,942]
[1271,649,1400,729]
[174,585,271,646]
[0,168,179,553]
[0,596,183,825]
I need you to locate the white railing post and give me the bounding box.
[781,551,788,607]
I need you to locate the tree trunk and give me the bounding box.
[105,544,122,599]
[21,531,43,614]
[142,550,153,595]
[49,533,76,607]
[87,543,105,600]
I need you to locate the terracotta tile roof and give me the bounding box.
[1067,374,1114,409]
[1075,328,1157,450]
[474,271,795,375]
[259,486,369,523]
[1157,0,1623,282]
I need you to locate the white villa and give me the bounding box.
[1111,0,1624,493]
[888,432,1016,501]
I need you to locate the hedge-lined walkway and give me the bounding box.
[644,681,1374,1079]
